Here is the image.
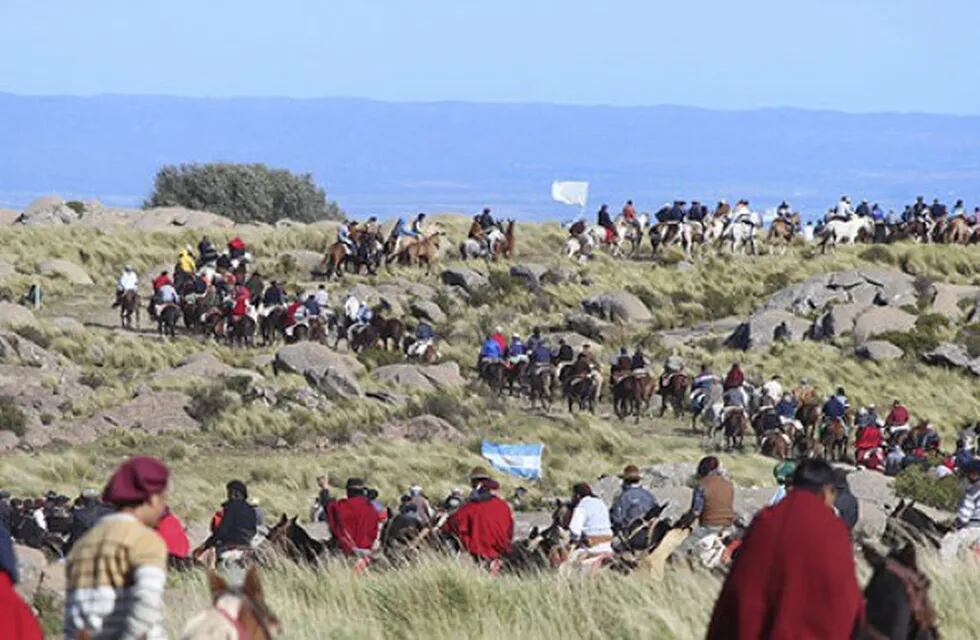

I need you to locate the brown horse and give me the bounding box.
[612,375,638,419]
[820,418,848,461]
[767,215,799,254]
[370,315,404,351]
[181,567,281,640]
[943,217,974,244]
[389,232,443,275]
[528,363,554,410]
[493,219,516,260]
[862,543,939,640]
[658,372,688,417]
[320,242,351,279]
[796,402,822,440]
[118,290,140,330]
[759,431,791,460]
[722,408,749,449]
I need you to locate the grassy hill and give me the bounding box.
[0,216,977,637]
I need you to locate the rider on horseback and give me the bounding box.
[326,478,381,556]
[630,349,647,375]
[198,235,218,266]
[597,204,617,243]
[177,246,196,276]
[113,265,139,307]
[567,483,614,559]
[609,465,659,534]
[262,280,285,307]
[885,399,911,442]
[506,333,527,364]
[338,220,357,256]
[196,480,258,560]
[442,477,513,562]
[152,279,179,318]
[478,334,503,368]
[821,387,851,435]
[722,362,744,391]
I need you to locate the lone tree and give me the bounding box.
[145,162,343,224]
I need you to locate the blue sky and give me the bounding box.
[2,0,978,114]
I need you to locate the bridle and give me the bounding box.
[213,589,278,640]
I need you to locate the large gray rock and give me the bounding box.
[97,391,199,434]
[564,312,613,341]
[274,343,364,378]
[131,206,234,230]
[419,362,466,391]
[154,352,262,384]
[379,414,463,443]
[305,368,362,400]
[922,343,980,376]
[280,250,324,276]
[726,309,811,350]
[581,290,652,323]
[812,302,868,340]
[763,274,832,313]
[372,364,436,392]
[930,283,980,321]
[852,307,917,345]
[36,258,94,285]
[18,196,79,225]
[510,263,548,290]
[764,269,916,314]
[855,340,905,362]
[0,330,62,368]
[14,544,48,602]
[51,316,86,334]
[409,299,446,324]
[441,267,489,292]
[0,303,35,328]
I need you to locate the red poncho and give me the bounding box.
[0,573,42,640]
[886,405,909,425]
[491,333,508,353]
[442,495,514,560]
[151,274,172,291]
[285,301,302,325]
[327,496,380,555]
[228,237,246,251]
[855,426,884,451]
[724,367,745,390]
[707,489,863,640]
[156,510,190,558]
[232,292,250,317]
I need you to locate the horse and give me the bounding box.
[493,219,516,260]
[265,515,327,565]
[370,315,404,351]
[349,323,381,353]
[882,500,950,549]
[943,216,974,244]
[506,500,573,572]
[460,221,499,261]
[862,543,939,640]
[796,402,822,440]
[260,306,287,345]
[820,418,848,461]
[404,336,439,364]
[820,217,874,253]
[722,408,749,449]
[649,222,684,256]
[718,214,761,255]
[564,371,599,414]
[478,359,506,396]
[181,567,281,640]
[228,315,257,348]
[320,242,352,279]
[504,358,528,396]
[157,303,181,338]
[528,363,554,410]
[759,430,791,460]
[690,382,724,433]
[564,233,595,262]
[388,232,443,275]
[658,372,688,417]
[612,374,638,419]
[767,215,799,254]
[119,290,140,330]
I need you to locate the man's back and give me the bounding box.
[610,485,657,531]
[444,495,513,560]
[707,490,861,639]
[65,513,168,640]
[212,499,257,548]
[328,496,379,553]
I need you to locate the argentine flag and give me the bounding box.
[481,440,544,480]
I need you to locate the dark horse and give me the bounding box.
[266,515,328,565]
[564,373,598,414]
[119,290,140,330]
[528,363,554,410]
[478,359,506,396]
[722,408,749,449]
[862,543,939,640]
[228,315,257,348]
[260,307,287,345]
[658,372,688,417]
[820,417,848,462]
[157,303,181,338]
[612,375,638,419]
[370,315,404,351]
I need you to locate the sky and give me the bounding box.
[2,0,979,114]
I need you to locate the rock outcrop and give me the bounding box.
[852,307,917,345]
[855,340,904,362]
[581,290,652,323]
[36,258,94,285]
[726,309,811,350]
[922,343,980,377]
[441,267,489,292]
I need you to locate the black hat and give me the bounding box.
[346,477,366,490]
[226,480,248,499]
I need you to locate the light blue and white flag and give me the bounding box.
[481,440,544,480]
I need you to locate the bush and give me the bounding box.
[960,324,980,358]
[145,162,343,224]
[877,313,950,358]
[859,245,897,266]
[188,384,239,426]
[894,464,962,511]
[0,396,27,437]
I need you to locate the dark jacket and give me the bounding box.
[556,344,574,363]
[67,501,113,550]
[834,486,859,532]
[609,484,658,532]
[204,499,257,549]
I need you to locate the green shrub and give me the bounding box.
[405,393,474,427]
[78,371,105,389]
[359,347,405,369]
[894,464,962,511]
[877,313,950,358]
[859,245,897,266]
[763,271,793,293]
[0,396,27,437]
[65,200,86,215]
[188,384,239,426]
[146,162,343,224]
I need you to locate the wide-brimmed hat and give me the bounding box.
[345,477,366,490]
[619,465,642,482]
[469,466,492,481]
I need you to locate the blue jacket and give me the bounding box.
[508,339,525,357]
[776,398,798,419]
[531,344,553,364]
[609,484,659,532]
[823,395,848,419]
[416,323,434,340]
[480,338,502,360]
[0,521,17,583]
[303,299,321,316]
[394,218,418,238]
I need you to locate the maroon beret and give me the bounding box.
[103,456,169,505]
[480,479,500,491]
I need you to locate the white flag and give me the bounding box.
[551,180,589,207]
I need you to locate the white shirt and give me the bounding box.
[157,283,178,303]
[33,508,47,531]
[762,380,783,402]
[344,296,360,321]
[118,271,139,291]
[836,200,854,217]
[314,289,329,307]
[568,496,613,539]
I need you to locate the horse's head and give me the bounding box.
[207,567,281,639]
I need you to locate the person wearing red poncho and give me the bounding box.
[707,458,863,640]
[156,508,190,562]
[327,478,381,555]
[442,478,513,560]
[0,521,42,640]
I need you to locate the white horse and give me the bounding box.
[459,227,505,260]
[583,225,629,257]
[565,233,595,262]
[718,211,762,255]
[819,216,873,253]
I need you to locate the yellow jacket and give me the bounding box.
[177,250,196,274]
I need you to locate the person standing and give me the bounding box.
[64,456,170,640]
[707,458,863,639]
[940,459,980,561]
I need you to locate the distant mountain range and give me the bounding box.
[2,93,979,221]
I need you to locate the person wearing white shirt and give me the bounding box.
[344,295,360,323]
[567,483,614,556]
[117,266,139,293]
[761,375,784,405]
[314,285,329,309]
